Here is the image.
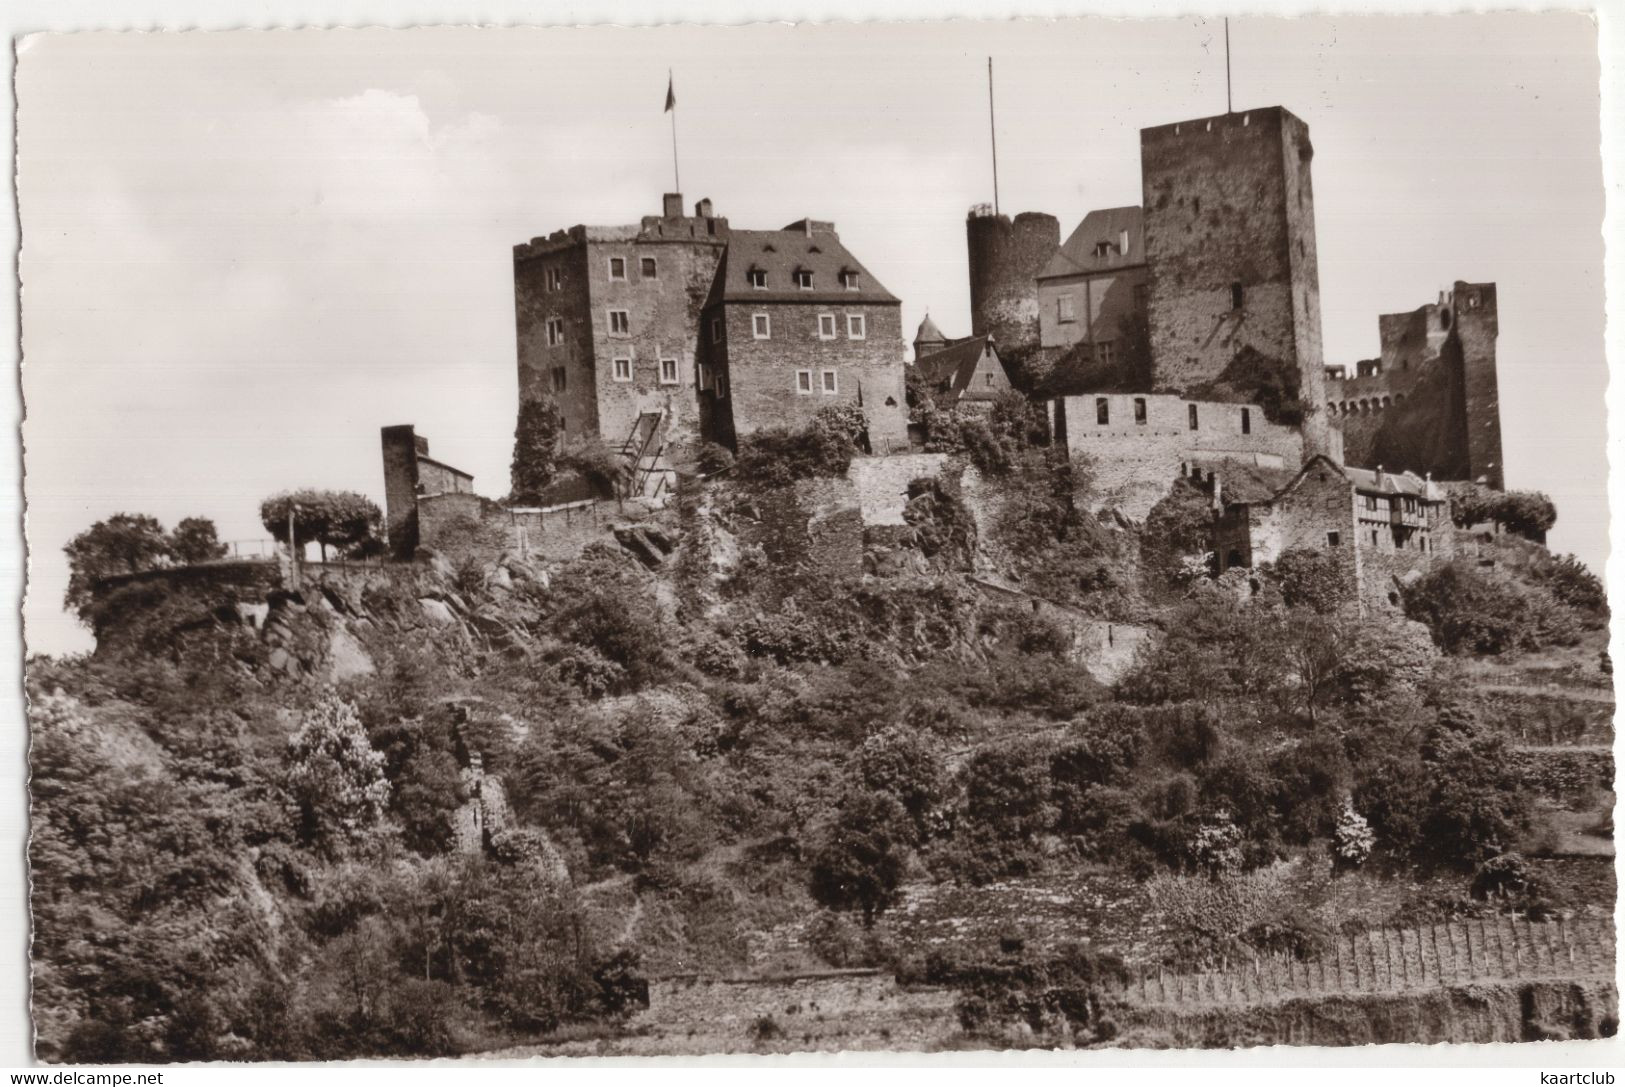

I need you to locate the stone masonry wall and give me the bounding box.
[714,300,910,451]
[966,209,1060,362]
[1055,392,1303,521]
[417,493,618,565]
[514,229,600,442]
[1140,107,1332,458]
[847,453,951,526]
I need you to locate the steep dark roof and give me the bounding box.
[914,312,949,346]
[1345,466,1444,501]
[705,227,900,307]
[1222,455,1446,510]
[1214,462,1299,505]
[1038,206,1146,281]
[914,335,1006,402]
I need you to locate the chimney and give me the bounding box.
[694,197,713,218]
[1375,464,1386,487]
[1119,228,1130,255]
[662,192,683,218]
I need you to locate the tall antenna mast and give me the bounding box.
[1224,18,1233,114]
[987,56,1000,215]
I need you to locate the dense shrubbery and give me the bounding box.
[63,513,232,622]
[38,425,1583,1058]
[1402,558,1590,655]
[734,403,868,486]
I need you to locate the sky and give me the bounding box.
[17,14,1609,657]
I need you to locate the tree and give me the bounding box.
[284,692,391,848]
[1332,799,1375,872]
[808,790,910,926]
[510,399,564,503]
[169,517,229,565]
[63,513,172,622]
[1452,488,1557,541]
[261,490,383,561]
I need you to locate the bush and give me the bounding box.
[808,790,911,925]
[1265,548,1352,615]
[1403,561,1525,654]
[735,403,868,487]
[1529,553,1608,625]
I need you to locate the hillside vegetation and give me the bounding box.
[28,414,1614,1058]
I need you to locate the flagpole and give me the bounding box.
[668,69,681,193]
[987,57,1000,216]
[1224,18,1233,114]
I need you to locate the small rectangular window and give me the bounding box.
[1231,282,1245,310]
[821,370,838,394]
[715,374,728,399]
[710,317,723,344]
[546,267,563,291]
[1133,398,1147,425]
[748,269,767,289]
[551,366,567,393]
[612,356,632,382]
[1240,407,1251,435]
[1095,397,1109,425]
[1327,531,1340,547]
[818,314,837,340]
[1188,403,1199,430]
[546,317,565,346]
[699,363,712,389]
[1058,295,1076,323]
[795,270,814,290]
[609,257,627,281]
[847,314,866,340]
[1095,340,1115,366]
[659,358,678,385]
[640,257,657,279]
[753,314,771,340]
[796,370,813,394]
[984,373,995,387]
[1371,529,1380,546]
[608,309,631,336]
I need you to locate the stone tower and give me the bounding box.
[965,206,1060,372]
[913,313,949,360]
[1140,106,1332,458]
[1451,281,1503,489]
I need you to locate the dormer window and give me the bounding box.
[1093,241,1115,258]
[795,270,814,290]
[748,268,767,289]
[840,270,859,291]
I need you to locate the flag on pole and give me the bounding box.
[665,73,676,113]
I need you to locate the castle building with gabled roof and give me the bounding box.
[513,194,910,493]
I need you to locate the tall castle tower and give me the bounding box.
[965,206,1060,374]
[1140,106,1332,457]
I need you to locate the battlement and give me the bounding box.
[1139,104,1305,148]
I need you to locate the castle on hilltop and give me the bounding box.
[365,98,1512,614]
[931,104,1503,500]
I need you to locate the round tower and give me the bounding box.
[913,312,949,360]
[965,205,1059,362]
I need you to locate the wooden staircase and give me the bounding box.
[620,410,668,498]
